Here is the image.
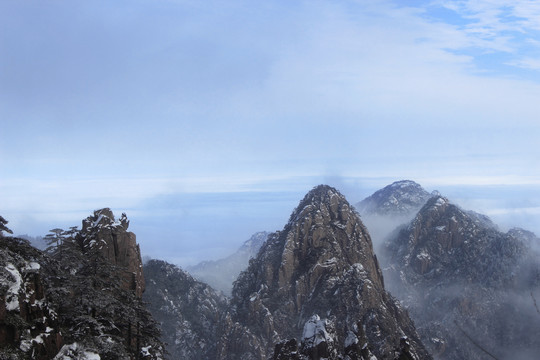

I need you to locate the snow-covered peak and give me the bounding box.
[356,180,433,217]
[288,184,350,224]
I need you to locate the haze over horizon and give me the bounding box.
[2,0,539,266]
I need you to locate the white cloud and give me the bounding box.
[437,0,540,53]
[507,56,540,70]
[2,0,540,257]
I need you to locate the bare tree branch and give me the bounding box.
[454,320,500,360]
[531,292,540,316]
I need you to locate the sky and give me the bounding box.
[1,0,540,266]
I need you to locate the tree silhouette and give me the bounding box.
[44,228,66,250]
[0,215,13,236]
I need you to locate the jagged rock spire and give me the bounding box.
[227,185,430,359]
[79,208,145,297]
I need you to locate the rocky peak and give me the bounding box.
[507,227,539,245]
[386,195,525,284]
[355,181,436,249]
[356,180,433,217]
[384,196,540,360]
[79,208,145,298]
[229,185,430,359]
[234,185,384,306]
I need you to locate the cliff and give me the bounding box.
[0,210,164,359]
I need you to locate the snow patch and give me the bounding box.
[20,338,32,352]
[434,197,447,207]
[54,343,101,360]
[141,345,152,357]
[345,330,358,348]
[24,262,41,272]
[302,315,332,347]
[315,257,337,269]
[5,263,22,311]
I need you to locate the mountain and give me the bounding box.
[0,209,164,359]
[187,231,270,295]
[143,185,432,359]
[356,180,434,217]
[383,195,540,360]
[355,180,435,246]
[221,185,431,359]
[143,260,228,359]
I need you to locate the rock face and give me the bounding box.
[143,259,228,359]
[0,238,63,359]
[79,208,145,298]
[384,195,540,360]
[0,210,164,359]
[224,185,431,359]
[187,231,270,295]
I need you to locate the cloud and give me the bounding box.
[507,56,540,70]
[1,0,540,264]
[435,0,540,58]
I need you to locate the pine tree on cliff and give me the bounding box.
[0,215,13,236]
[44,228,66,251]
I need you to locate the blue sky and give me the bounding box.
[1,0,540,265]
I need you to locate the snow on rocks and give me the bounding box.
[300,315,337,358]
[4,263,22,311]
[53,343,101,360]
[302,315,330,347]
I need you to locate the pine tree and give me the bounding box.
[0,215,13,236]
[44,228,65,251]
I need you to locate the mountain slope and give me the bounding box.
[187,231,269,295]
[384,196,540,360]
[222,185,431,359]
[144,260,228,359]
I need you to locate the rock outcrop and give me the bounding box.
[79,208,145,298]
[0,210,164,359]
[224,185,431,359]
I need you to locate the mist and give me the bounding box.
[8,179,540,269]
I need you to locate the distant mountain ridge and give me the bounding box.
[187,231,269,295]
[355,180,437,248]
[356,180,435,217]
